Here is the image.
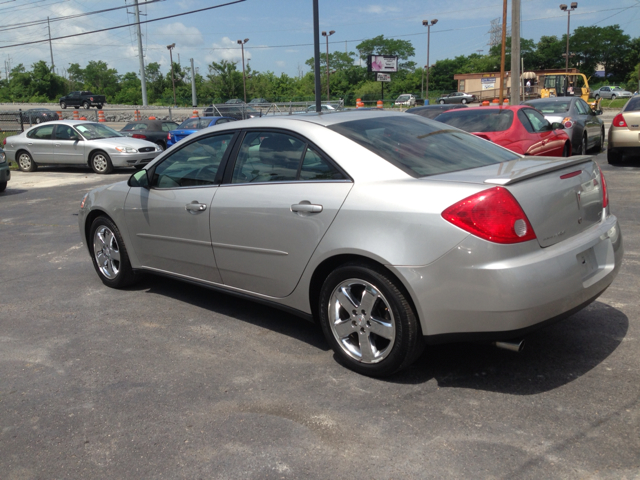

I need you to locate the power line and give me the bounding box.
[0,0,246,49]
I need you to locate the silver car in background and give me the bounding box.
[78,111,622,377]
[3,120,162,174]
[524,97,605,155]
[592,86,633,100]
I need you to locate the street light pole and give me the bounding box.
[560,3,578,73]
[237,38,249,103]
[167,43,176,106]
[321,30,335,101]
[422,19,438,104]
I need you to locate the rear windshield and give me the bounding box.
[435,109,514,132]
[525,101,570,114]
[624,96,640,112]
[328,116,519,178]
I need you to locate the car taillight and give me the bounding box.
[562,116,573,128]
[442,187,536,244]
[597,164,608,209]
[167,133,171,140]
[612,113,627,128]
[132,134,147,139]
[2,138,6,145]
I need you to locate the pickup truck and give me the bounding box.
[59,91,106,110]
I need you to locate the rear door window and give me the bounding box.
[522,109,552,133]
[27,125,54,139]
[434,109,513,132]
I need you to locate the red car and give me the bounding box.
[434,105,572,157]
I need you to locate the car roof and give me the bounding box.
[525,97,574,103]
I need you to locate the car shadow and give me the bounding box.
[1,188,29,196]
[129,274,330,352]
[131,275,627,394]
[387,301,628,394]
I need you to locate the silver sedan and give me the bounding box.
[3,120,162,174]
[78,111,623,377]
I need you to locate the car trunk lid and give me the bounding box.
[622,111,640,131]
[433,155,604,248]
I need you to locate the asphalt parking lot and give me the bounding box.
[1,152,639,479]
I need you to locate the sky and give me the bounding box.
[1,0,639,80]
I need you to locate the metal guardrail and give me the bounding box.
[0,111,24,135]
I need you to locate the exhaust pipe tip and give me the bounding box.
[493,339,525,353]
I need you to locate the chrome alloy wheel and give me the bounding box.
[328,278,396,364]
[92,154,109,173]
[18,153,33,170]
[93,225,121,279]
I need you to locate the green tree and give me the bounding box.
[570,25,631,80]
[207,60,242,100]
[356,35,416,70]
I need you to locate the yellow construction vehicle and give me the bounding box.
[539,73,601,111]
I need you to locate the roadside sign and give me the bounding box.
[377,73,391,82]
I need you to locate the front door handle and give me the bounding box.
[291,203,323,213]
[185,201,207,213]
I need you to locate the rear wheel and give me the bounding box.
[17,151,37,172]
[607,148,623,165]
[155,141,165,151]
[90,151,113,174]
[319,263,424,377]
[461,98,467,104]
[89,216,139,288]
[35,117,41,124]
[439,99,445,104]
[562,143,571,157]
[83,101,90,109]
[0,182,6,193]
[594,94,600,100]
[60,102,67,109]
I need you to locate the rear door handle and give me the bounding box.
[185,201,207,213]
[291,203,323,213]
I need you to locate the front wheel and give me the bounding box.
[35,117,41,124]
[611,95,616,101]
[83,101,90,109]
[90,151,113,174]
[89,216,139,288]
[579,134,587,155]
[155,141,165,151]
[461,99,467,104]
[17,151,37,172]
[439,99,445,104]
[319,263,424,377]
[594,94,600,100]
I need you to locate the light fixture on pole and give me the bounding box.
[237,38,249,103]
[167,43,176,106]
[560,2,577,73]
[422,19,438,104]
[321,30,335,101]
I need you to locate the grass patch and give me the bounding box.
[595,97,633,109]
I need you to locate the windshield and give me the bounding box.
[435,109,514,133]
[612,87,624,91]
[328,116,518,178]
[525,101,570,114]
[397,95,410,101]
[624,97,640,112]
[75,123,122,139]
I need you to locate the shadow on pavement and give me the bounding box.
[389,301,627,394]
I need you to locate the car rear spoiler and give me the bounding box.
[484,155,593,186]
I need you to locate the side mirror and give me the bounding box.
[128,168,150,189]
[594,109,603,116]
[70,135,79,141]
[551,122,564,130]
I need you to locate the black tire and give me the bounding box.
[60,102,67,109]
[318,263,424,377]
[0,182,6,193]
[579,134,587,155]
[607,148,623,165]
[155,141,166,151]
[133,165,144,171]
[590,127,605,154]
[83,101,90,109]
[17,151,37,172]
[97,105,103,109]
[89,216,139,289]
[594,94,600,100]
[90,151,114,174]
[461,98,467,104]
[35,117,41,124]
[611,95,616,101]
[562,143,571,157]
[439,99,445,104]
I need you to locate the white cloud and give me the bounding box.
[276,60,286,67]
[156,22,204,47]
[204,37,252,64]
[359,5,400,14]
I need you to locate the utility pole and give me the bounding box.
[312,0,322,112]
[134,0,148,106]
[322,30,335,101]
[167,43,176,106]
[498,0,508,104]
[190,58,197,108]
[510,0,521,105]
[47,17,55,72]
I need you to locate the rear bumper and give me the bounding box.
[608,127,640,149]
[392,214,622,339]
[0,164,10,182]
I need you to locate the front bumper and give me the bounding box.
[110,151,161,167]
[393,214,622,339]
